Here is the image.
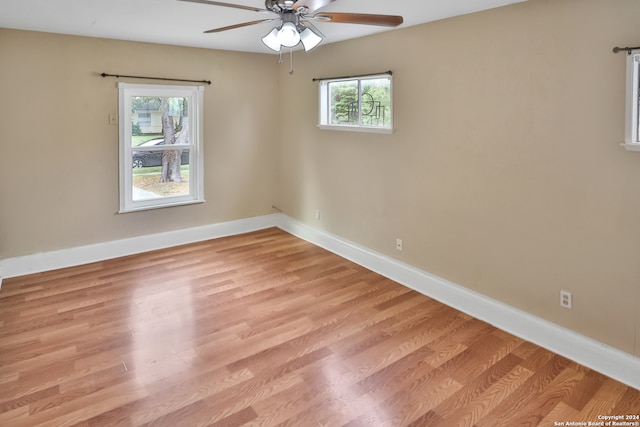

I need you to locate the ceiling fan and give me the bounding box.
[178,0,404,52]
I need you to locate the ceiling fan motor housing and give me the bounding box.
[265,0,300,14]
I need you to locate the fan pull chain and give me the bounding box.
[274,49,294,75]
[289,48,294,75]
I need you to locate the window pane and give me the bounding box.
[329,80,358,125]
[130,95,191,201]
[131,97,161,139]
[131,149,190,201]
[361,78,391,128]
[130,96,189,146]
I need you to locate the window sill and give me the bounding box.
[622,143,640,152]
[317,124,394,135]
[118,198,205,214]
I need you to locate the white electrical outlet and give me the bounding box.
[315,209,320,220]
[560,290,572,309]
[396,238,403,251]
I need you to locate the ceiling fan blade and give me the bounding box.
[292,0,335,14]
[178,0,267,13]
[313,12,403,27]
[204,19,275,33]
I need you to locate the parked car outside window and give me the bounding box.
[132,138,190,168]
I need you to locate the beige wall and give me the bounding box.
[276,0,640,356]
[0,29,279,257]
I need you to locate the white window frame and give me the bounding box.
[623,49,640,151]
[318,73,394,134]
[118,83,205,213]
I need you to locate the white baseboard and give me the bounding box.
[1,213,638,390]
[0,214,281,279]
[275,215,640,391]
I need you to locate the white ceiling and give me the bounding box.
[0,0,526,54]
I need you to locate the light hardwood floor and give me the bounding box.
[0,228,638,426]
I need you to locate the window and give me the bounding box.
[118,83,204,212]
[137,113,151,129]
[624,49,640,151]
[318,73,393,133]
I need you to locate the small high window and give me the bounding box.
[118,83,205,212]
[624,49,640,151]
[318,73,393,133]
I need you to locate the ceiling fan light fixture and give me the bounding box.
[299,27,323,51]
[261,27,281,51]
[277,21,300,47]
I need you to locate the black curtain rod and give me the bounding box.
[101,72,211,85]
[613,46,640,54]
[312,70,392,82]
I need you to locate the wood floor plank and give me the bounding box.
[539,402,582,426]
[428,352,524,422]
[1,228,638,426]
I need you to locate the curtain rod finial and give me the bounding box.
[613,46,639,54]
